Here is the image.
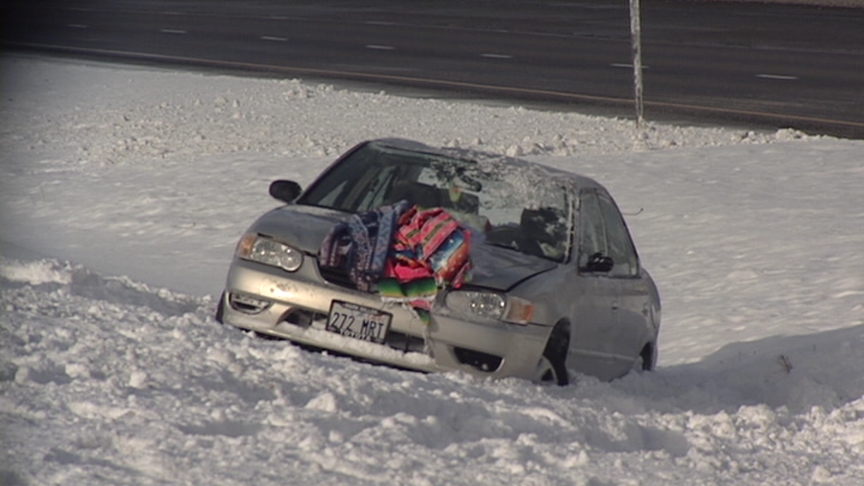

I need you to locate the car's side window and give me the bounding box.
[577,192,608,271]
[597,193,639,277]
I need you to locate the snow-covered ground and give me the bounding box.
[1,54,863,485]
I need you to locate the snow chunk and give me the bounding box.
[305,392,339,412]
[0,258,72,285]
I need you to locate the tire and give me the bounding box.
[629,354,646,375]
[536,321,569,386]
[641,343,657,371]
[214,292,226,323]
[629,344,656,375]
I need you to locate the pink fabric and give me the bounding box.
[386,258,432,282]
[383,206,471,288]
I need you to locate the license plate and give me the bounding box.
[326,301,391,344]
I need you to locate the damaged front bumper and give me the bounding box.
[219,257,551,381]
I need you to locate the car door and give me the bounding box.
[596,191,652,373]
[565,190,622,379]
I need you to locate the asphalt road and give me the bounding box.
[4,0,863,137]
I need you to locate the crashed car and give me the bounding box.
[216,138,660,385]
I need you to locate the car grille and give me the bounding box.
[282,308,326,327]
[385,331,426,354]
[317,264,358,290]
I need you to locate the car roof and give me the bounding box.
[369,138,607,193]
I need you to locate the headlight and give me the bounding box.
[235,233,303,272]
[445,290,533,324]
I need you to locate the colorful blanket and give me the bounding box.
[318,200,411,292]
[319,202,472,324]
[385,206,471,288]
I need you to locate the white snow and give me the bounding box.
[1,54,863,485]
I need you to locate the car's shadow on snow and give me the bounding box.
[604,323,864,416]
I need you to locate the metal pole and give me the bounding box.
[630,0,645,129]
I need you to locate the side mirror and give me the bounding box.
[269,180,302,203]
[582,253,614,273]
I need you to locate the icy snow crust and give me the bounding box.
[1,55,863,485]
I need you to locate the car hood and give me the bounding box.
[466,244,557,291]
[249,204,349,254]
[249,204,558,291]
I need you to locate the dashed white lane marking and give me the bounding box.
[366,45,396,50]
[260,36,288,42]
[160,29,187,34]
[481,53,513,59]
[67,24,88,29]
[611,63,649,69]
[757,74,799,80]
[365,21,395,25]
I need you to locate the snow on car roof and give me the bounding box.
[372,137,606,192]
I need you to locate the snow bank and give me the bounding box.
[0,54,810,171]
[2,257,863,485]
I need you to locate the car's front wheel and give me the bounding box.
[535,321,569,386]
[214,292,226,323]
[535,356,566,385]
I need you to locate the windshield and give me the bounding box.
[298,142,571,262]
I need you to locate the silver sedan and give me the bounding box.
[216,139,661,385]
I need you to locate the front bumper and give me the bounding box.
[220,257,551,381]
